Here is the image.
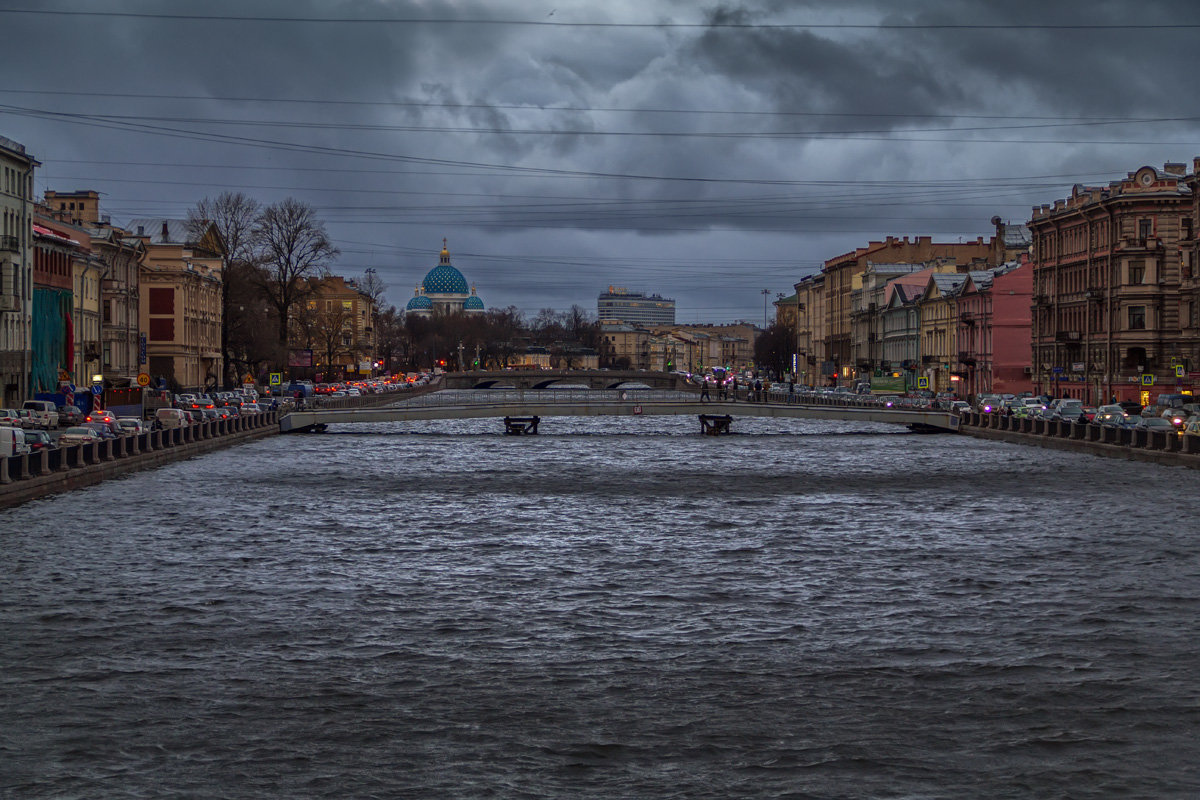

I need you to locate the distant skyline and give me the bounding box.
[3,1,1200,322]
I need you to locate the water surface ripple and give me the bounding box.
[2,417,1199,798]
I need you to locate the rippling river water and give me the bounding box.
[3,416,1200,798]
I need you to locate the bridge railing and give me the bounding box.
[384,388,693,407]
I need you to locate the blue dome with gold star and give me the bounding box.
[406,293,432,311]
[422,243,469,295]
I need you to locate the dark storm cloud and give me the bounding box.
[3,0,1200,320]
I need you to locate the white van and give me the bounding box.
[21,400,59,429]
[0,425,30,457]
[155,408,187,430]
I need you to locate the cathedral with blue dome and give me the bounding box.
[406,240,485,317]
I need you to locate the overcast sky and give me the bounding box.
[3,0,1199,323]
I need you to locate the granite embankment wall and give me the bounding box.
[0,412,279,511]
[959,411,1200,470]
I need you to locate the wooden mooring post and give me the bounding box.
[699,414,733,435]
[504,416,540,435]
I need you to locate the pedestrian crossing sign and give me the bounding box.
[269,372,282,386]
[916,377,929,389]
[1141,374,1155,386]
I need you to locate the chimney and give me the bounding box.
[1164,162,1186,176]
[161,221,169,241]
[136,225,144,236]
[1194,156,1200,175]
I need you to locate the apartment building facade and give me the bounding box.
[1028,163,1195,403]
[130,219,224,392]
[0,135,37,405]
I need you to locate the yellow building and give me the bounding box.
[917,273,966,393]
[793,273,826,385]
[294,275,376,380]
[130,218,224,392]
[652,323,757,373]
[44,190,146,383]
[600,321,649,369]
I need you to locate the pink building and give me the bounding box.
[955,257,1033,398]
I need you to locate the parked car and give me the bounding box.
[83,422,119,440]
[1159,408,1189,428]
[1182,415,1200,437]
[0,425,30,456]
[57,405,85,426]
[24,429,53,452]
[1134,416,1177,433]
[155,408,187,430]
[21,399,60,429]
[57,426,103,446]
[1093,410,1128,427]
[13,408,38,429]
[117,418,147,435]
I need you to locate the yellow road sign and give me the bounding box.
[136,372,150,387]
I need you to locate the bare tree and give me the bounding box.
[373,305,406,374]
[304,299,356,381]
[358,268,387,308]
[252,198,339,363]
[188,192,261,387]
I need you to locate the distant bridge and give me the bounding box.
[278,389,960,434]
[439,369,686,391]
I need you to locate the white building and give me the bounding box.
[597,287,675,326]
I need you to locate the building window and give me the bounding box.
[1138,219,1153,240]
[1128,305,1146,330]
[1128,261,1144,285]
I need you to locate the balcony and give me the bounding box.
[957,351,976,367]
[1085,288,1103,301]
[959,311,975,325]
[0,235,18,252]
[1055,330,1082,342]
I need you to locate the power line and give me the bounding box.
[1,9,1197,30]
[0,88,1179,125]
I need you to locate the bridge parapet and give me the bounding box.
[440,369,684,391]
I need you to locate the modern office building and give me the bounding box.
[597,287,675,326]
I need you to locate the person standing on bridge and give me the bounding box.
[754,378,763,402]
[700,381,710,402]
[731,376,738,402]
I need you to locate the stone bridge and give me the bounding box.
[438,369,686,391]
[278,389,960,434]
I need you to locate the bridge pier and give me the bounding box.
[503,416,540,435]
[699,414,733,435]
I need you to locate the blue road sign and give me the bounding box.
[91,384,103,395]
